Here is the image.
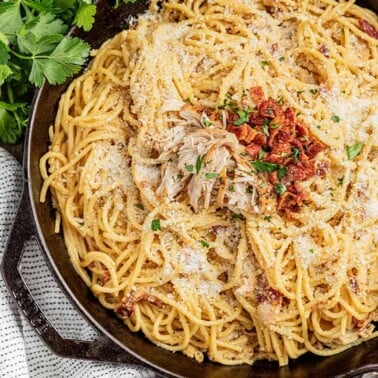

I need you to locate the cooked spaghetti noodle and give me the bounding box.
[40,0,378,366]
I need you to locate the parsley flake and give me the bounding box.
[135,203,145,210]
[251,161,279,173]
[151,219,161,232]
[261,60,269,69]
[346,143,363,160]
[233,110,250,126]
[205,172,219,179]
[199,240,210,248]
[331,115,340,123]
[185,164,194,173]
[196,154,205,174]
[275,183,287,195]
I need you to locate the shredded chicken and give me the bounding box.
[147,101,261,214]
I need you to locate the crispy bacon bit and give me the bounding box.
[358,19,378,40]
[319,45,330,57]
[316,160,329,177]
[227,86,326,215]
[116,293,163,318]
[246,143,261,159]
[228,124,257,144]
[349,276,360,294]
[250,86,265,104]
[256,285,282,305]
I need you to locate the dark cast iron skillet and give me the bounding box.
[1,1,378,377]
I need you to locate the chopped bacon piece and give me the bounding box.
[287,161,316,181]
[249,112,266,126]
[116,293,163,318]
[256,285,282,305]
[268,171,279,185]
[319,45,330,57]
[307,141,325,158]
[250,86,265,105]
[226,86,327,216]
[296,123,309,138]
[252,133,268,146]
[358,19,378,40]
[271,142,291,157]
[246,143,261,159]
[259,98,283,118]
[349,276,360,294]
[316,160,329,177]
[228,124,257,144]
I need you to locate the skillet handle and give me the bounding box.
[1,186,154,366]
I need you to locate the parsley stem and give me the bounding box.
[9,49,32,60]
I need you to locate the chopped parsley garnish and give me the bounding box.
[185,164,194,173]
[309,248,314,254]
[199,240,210,248]
[275,183,287,195]
[346,143,363,160]
[135,203,145,210]
[277,166,288,180]
[337,176,344,186]
[316,125,321,129]
[291,147,300,162]
[195,154,205,174]
[262,118,270,136]
[270,124,280,129]
[279,56,285,62]
[151,219,161,231]
[331,115,340,123]
[297,90,305,95]
[261,60,269,69]
[310,88,318,95]
[233,110,250,126]
[202,116,213,127]
[231,213,245,220]
[246,187,253,194]
[277,95,285,106]
[251,161,279,173]
[184,97,193,105]
[258,149,265,161]
[228,185,235,192]
[205,172,219,179]
[263,215,272,221]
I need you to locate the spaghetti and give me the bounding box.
[40,0,378,366]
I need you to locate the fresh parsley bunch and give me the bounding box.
[0,0,137,144]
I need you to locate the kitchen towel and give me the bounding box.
[0,147,155,378]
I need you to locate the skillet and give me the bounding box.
[2,1,378,377]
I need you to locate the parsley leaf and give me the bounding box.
[233,110,250,126]
[199,240,210,248]
[0,65,13,85]
[331,115,340,123]
[251,161,279,173]
[73,3,97,32]
[205,172,219,179]
[196,154,205,174]
[151,219,161,232]
[185,164,194,173]
[29,36,90,87]
[346,143,363,160]
[277,166,288,180]
[0,1,23,36]
[275,183,287,195]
